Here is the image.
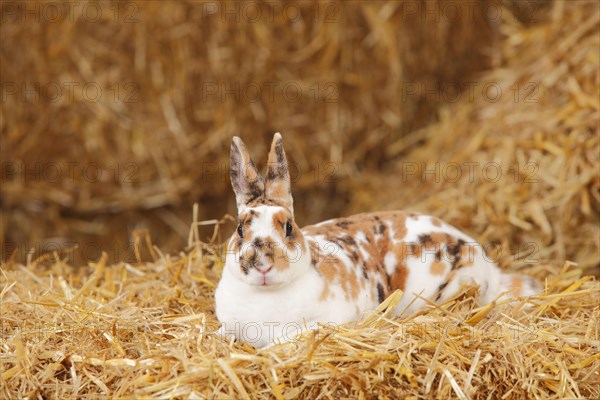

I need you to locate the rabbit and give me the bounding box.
[214,133,541,348]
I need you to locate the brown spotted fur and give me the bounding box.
[301,211,477,306]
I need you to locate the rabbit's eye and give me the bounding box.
[285,221,293,237]
[237,223,244,238]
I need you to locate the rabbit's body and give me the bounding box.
[303,211,502,315]
[215,134,540,348]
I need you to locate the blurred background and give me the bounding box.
[1,0,598,275]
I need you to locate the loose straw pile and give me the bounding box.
[1,222,599,398]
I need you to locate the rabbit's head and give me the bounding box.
[226,133,311,287]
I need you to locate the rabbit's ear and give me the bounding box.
[265,132,293,213]
[230,136,264,210]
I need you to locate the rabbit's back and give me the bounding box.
[302,211,503,316]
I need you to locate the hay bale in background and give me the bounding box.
[349,0,599,275]
[2,0,502,264]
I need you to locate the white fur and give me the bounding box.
[215,260,325,348]
[384,252,397,276]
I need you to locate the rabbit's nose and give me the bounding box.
[257,265,273,274]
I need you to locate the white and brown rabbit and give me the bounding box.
[214,133,541,348]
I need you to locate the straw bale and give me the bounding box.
[1,0,498,264]
[2,1,596,275]
[348,0,600,276]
